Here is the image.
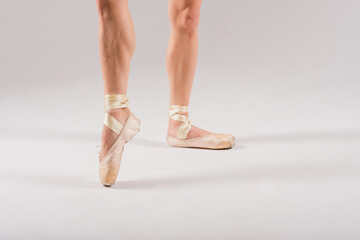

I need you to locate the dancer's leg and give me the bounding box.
[166,0,210,139]
[96,0,135,158]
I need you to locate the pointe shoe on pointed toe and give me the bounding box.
[167,105,235,150]
[99,165,121,186]
[99,95,140,187]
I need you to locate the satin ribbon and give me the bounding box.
[104,94,129,112]
[103,94,129,134]
[169,105,192,139]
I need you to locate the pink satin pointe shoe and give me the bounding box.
[166,105,235,150]
[99,94,140,187]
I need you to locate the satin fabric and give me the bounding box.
[103,94,128,134]
[168,105,192,139]
[99,94,141,186]
[104,94,129,111]
[167,134,235,149]
[167,105,235,149]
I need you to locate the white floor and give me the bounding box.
[1,65,360,240]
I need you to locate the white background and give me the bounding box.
[0,0,359,239]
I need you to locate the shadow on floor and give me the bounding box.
[4,130,360,190]
[9,155,358,190]
[111,163,358,190]
[238,130,360,144]
[2,172,103,190]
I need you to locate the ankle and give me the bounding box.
[107,107,130,124]
[167,119,177,135]
[168,115,189,137]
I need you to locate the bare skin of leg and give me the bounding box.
[96,0,135,159]
[166,0,210,139]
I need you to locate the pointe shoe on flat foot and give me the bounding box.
[99,95,140,187]
[166,105,235,150]
[167,133,235,150]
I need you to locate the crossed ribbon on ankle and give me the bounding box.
[103,94,129,134]
[168,105,192,139]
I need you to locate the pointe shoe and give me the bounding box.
[166,105,235,150]
[99,94,140,187]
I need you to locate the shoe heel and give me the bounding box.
[166,135,188,148]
